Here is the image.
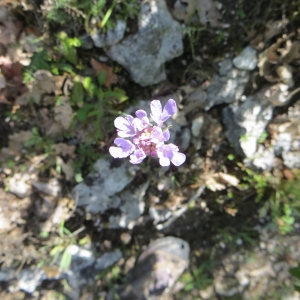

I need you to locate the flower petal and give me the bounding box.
[163,129,170,141]
[114,116,130,131]
[112,138,135,158]
[132,118,144,131]
[159,157,170,166]
[130,149,146,164]
[152,126,164,142]
[109,146,123,158]
[136,110,149,123]
[161,99,177,123]
[114,116,136,137]
[171,152,186,166]
[150,100,162,125]
[168,143,179,151]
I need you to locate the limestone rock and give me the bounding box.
[105,0,183,86]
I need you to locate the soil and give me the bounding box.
[0,0,300,299]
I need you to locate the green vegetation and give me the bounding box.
[238,162,300,235]
[180,262,214,292]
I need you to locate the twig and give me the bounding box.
[156,185,205,230]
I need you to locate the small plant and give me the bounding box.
[239,163,300,235]
[109,99,186,166]
[40,222,88,272]
[25,127,54,155]
[290,264,300,292]
[59,32,82,66]
[180,262,214,291]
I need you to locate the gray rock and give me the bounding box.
[215,277,239,297]
[274,133,292,155]
[282,151,300,169]
[18,268,46,294]
[80,34,94,50]
[223,96,273,157]
[9,173,31,198]
[149,206,172,224]
[263,83,291,107]
[95,250,122,270]
[68,245,95,272]
[91,20,126,48]
[244,146,275,171]
[233,46,258,71]
[191,115,204,137]
[0,213,12,232]
[235,270,249,287]
[219,58,233,76]
[105,0,183,86]
[107,236,190,300]
[205,60,249,110]
[0,269,14,282]
[108,181,149,229]
[178,127,191,151]
[72,159,134,214]
[187,87,207,103]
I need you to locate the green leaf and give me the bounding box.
[180,272,193,283]
[184,282,194,291]
[100,1,116,28]
[75,173,83,183]
[282,216,295,225]
[50,245,64,257]
[57,63,74,74]
[83,77,96,98]
[290,265,300,279]
[104,88,128,103]
[60,247,72,271]
[98,88,104,102]
[71,79,84,107]
[294,285,300,292]
[59,33,78,66]
[77,107,88,122]
[40,231,49,238]
[98,70,106,86]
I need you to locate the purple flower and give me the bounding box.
[135,109,150,130]
[150,99,177,127]
[109,138,135,158]
[151,126,170,143]
[110,99,186,167]
[130,149,147,164]
[114,115,137,138]
[157,144,186,167]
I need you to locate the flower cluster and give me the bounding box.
[109,99,186,166]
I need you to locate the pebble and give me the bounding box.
[233,46,257,71]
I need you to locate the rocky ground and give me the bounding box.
[0,0,300,299]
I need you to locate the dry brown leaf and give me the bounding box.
[0,73,6,90]
[41,266,61,279]
[197,0,222,27]
[56,156,74,181]
[35,70,57,93]
[17,71,64,105]
[17,84,42,105]
[90,58,118,87]
[52,143,76,158]
[31,178,61,197]
[224,207,238,216]
[213,173,239,187]
[0,6,23,45]
[54,96,72,130]
[205,177,226,192]
[8,130,32,155]
[172,0,221,27]
[283,169,294,180]
[282,42,300,64]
